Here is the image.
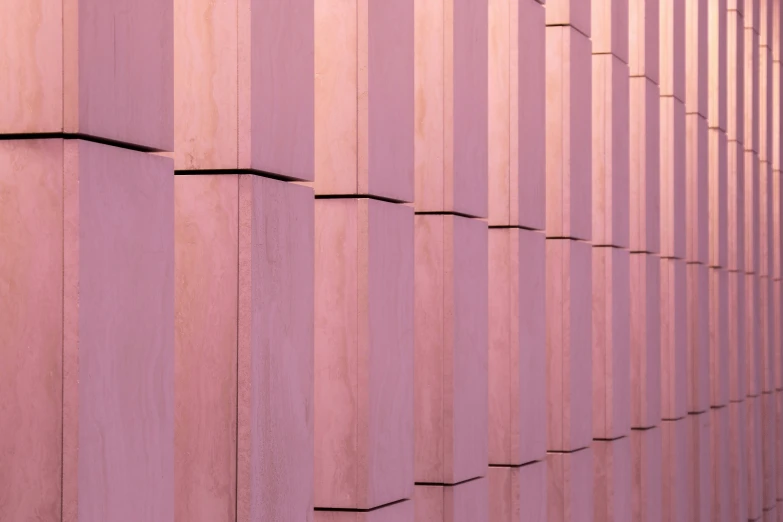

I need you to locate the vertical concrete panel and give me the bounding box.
[729,401,748,522]
[593,438,631,522]
[592,248,631,439]
[0,140,63,520]
[414,0,488,216]
[546,448,594,522]
[660,258,688,420]
[547,240,593,451]
[687,263,710,413]
[708,129,729,268]
[659,0,685,101]
[662,419,690,522]
[729,271,748,402]
[546,26,593,240]
[629,75,661,254]
[630,428,662,522]
[68,141,174,522]
[630,253,661,427]
[709,268,730,406]
[175,175,239,522]
[660,97,687,259]
[593,55,630,248]
[687,413,712,522]
[314,199,414,509]
[686,114,710,264]
[592,0,629,61]
[728,140,746,272]
[415,215,488,484]
[488,463,547,522]
[629,0,660,83]
[686,0,709,117]
[240,177,314,522]
[489,229,546,465]
[710,407,731,522]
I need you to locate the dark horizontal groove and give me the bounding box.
[545,23,590,39]
[545,236,588,241]
[0,132,164,153]
[487,225,543,232]
[629,249,655,255]
[593,434,628,442]
[175,168,302,183]
[729,398,745,404]
[710,404,728,410]
[546,446,589,455]
[315,193,408,204]
[661,416,687,422]
[488,459,541,469]
[687,409,709,415]
[658,255,685,261]
[591,244,624,249]
[415,210,481,219]
[685,261,706,266]
[314,497,408,513]
[630,425,657,432]
[416,475,484,487]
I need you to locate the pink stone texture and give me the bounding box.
[547,0,591,36]
[592,0,629,62]
[631,427,662,522]
[659,0,686,101]
[316,0,413,197]
[688,412,713,522]
[662,419,691,522]
[629,0,659,83]
[489,0,546,229]
[547,239,593,451]
[729,402,749,522]
[488,463,547,522]
[728,139,746,272]
[709,0,729,132]
[711,406,731,522]
[176,0,314,180]
[629,75,661,257]
[686,0,710,117]
[546,25,592,240]
[727,6,745,144]
[592,54,630,248]
[729,271,748,402]
[592,247,631,439]
[415,0,488,217]
[709,129,729,267]
[414,478,489,522]
[546,448,593,522]
[489,229,546,465]
[686,113,710,264]
[747,151,761,273]
[709,268,730,407]
[175,175,315,522]
[749,395,765,520]
[314,198,414,509]
[415,214,488,484]
[660,96,687,259]
[630,253,661,428]
[660,257,688,420]
[748,274,764,397]
[0,140,174,521]
[0,0,173,150]
[687,263,711,413]
[593,438,631,522]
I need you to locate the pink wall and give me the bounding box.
[1,0,783,521]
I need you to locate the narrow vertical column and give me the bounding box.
[311,1,416,519]
[0,1,174,521]
[707,3,733,520]
[744,1,766,520]
[545,1,594,520]
[488,1,547,520]
[760,0,780,518]
[415,0,488,520]
[659,2,690,517]
[591,0,632,520]
[772,0,783,514]
[628,1,663,520]
[173,2,316,521]
[684,0,714,520]
[726,22,749,520]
